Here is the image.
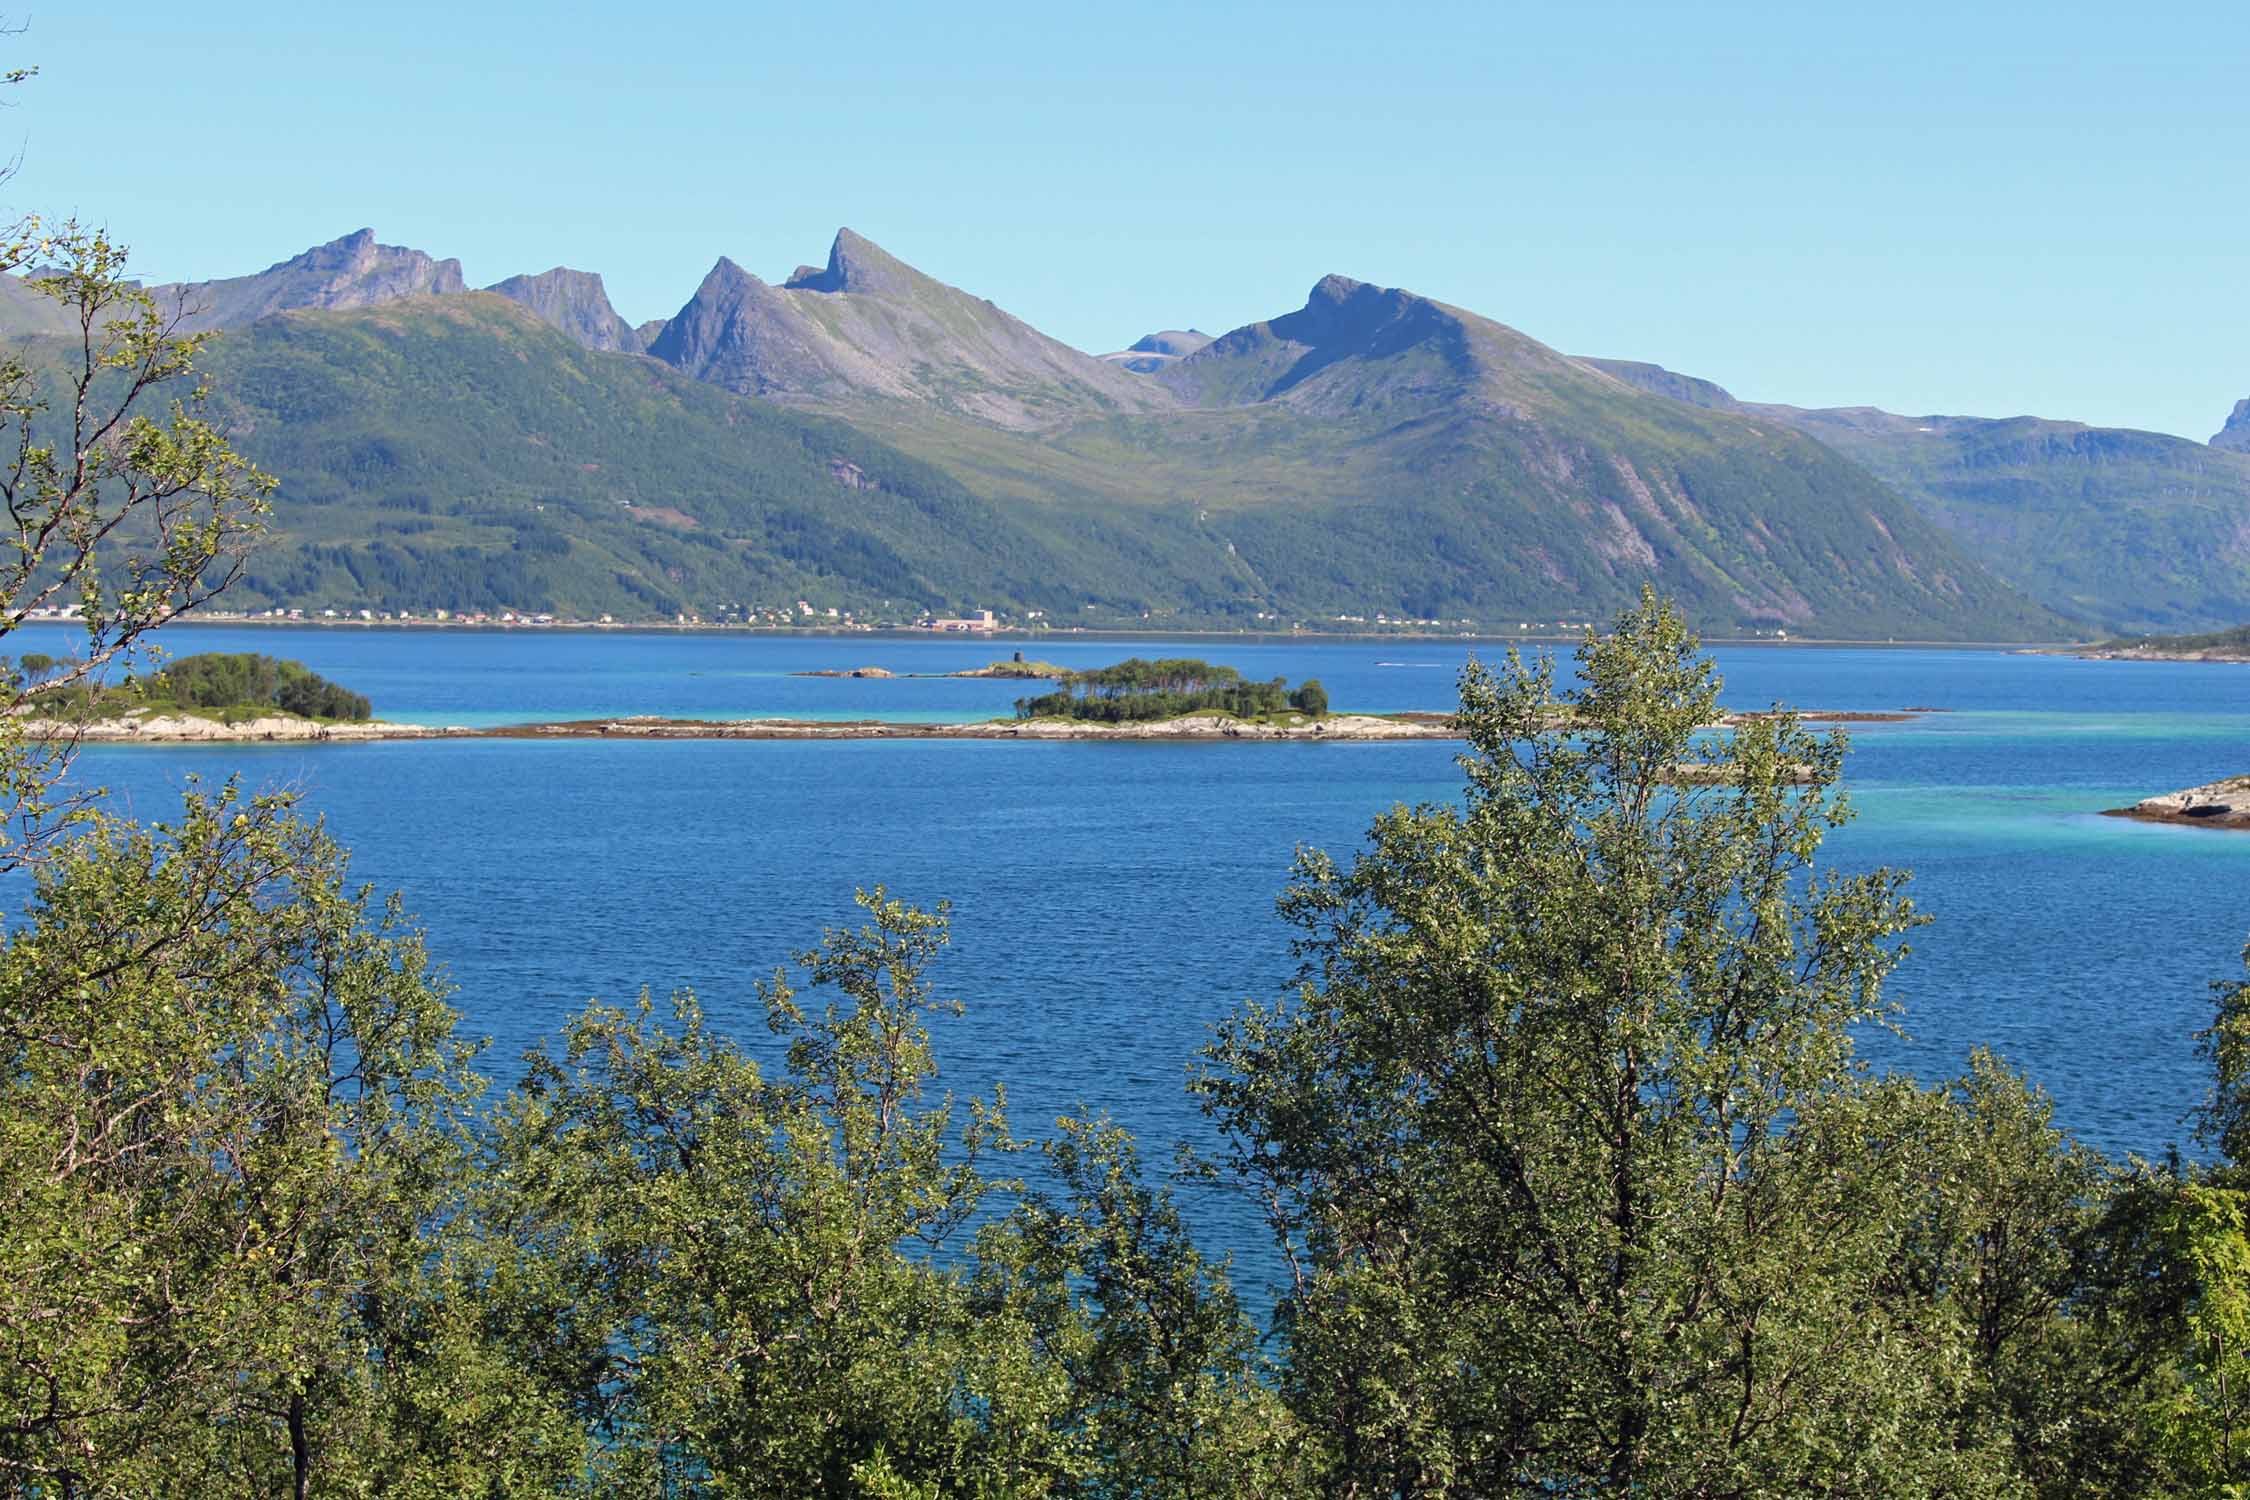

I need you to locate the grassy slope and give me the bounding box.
[178,296,1255,618]
[2,277,2067,636]
[787,294,2067,639]
[1770,411,2250,633]
[1583,357,2250,634]
[2100,621,2250,654]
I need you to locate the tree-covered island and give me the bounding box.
[23,651,372,724]
[1015,657,1329,721]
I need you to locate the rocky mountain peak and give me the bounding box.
[484,266,639,352]
[702,255,759,290]
[145,229,466,332]
[267,228,465,296]
[2212,398,2250,453]
[784,228,926,299]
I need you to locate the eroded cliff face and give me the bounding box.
[2212,398,2250,453]
[485,267,641,352]
[148,229,467,331]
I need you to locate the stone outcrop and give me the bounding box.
[485,267,641,351]
[2105,775,2250,830]
[147,229,466,332]
[2214,399,2250,453]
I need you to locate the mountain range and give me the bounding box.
[1587,361,2250,634]
[2,226,2237,637]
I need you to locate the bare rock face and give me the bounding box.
[2213,399,2250,453]
[2108,774,2250,829]
[644,229,1173,431]
[485,267,640,352]
[147,229,467,332]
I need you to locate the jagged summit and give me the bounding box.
[484,266,640,352]
[2212,398,2250,453]
[148,229,465,332]
[783,228,931,299]
[645,230,1170,430]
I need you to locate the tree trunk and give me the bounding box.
[289,1387,311,1500]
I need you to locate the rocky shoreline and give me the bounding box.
[2103,776,2250,831]
[35,709,1458,744]
[33,704,1924,746]
[489,711,1457,741]
[2061,647,2250,664]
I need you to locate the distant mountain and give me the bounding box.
[636,241,2062,637]
[0,271,90,337]
[153,295,1233,619]
[484,267,641,352]
[1100,275,2059,638]
[0,225,2084,635]
[2213,399,2250,453]
[1589,359,2250,632]
[1100,329,1213,373]
[143,229,466,332]
[645,230,1171,431]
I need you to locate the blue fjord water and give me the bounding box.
[23,624,2250,1287]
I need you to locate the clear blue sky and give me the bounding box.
[7,1,2245,438]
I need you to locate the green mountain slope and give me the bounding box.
[166,296,1252,618]
[650,247,2063,638]
[0,231,2079,635]
[1588,359,2250,633]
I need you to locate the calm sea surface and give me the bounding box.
[21,624,2250,1291]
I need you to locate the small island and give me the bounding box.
[791,655,1070,680]
[13,650,1929,746]
[18,652,398,742]
[1014,657,1330,723]
[2104,775,2250,831]
[2069,623,2250,663]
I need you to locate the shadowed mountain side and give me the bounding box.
[646,229,1173,431]
[1589,357,2250,632]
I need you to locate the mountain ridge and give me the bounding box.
[483,267,641,352]
[0,226,2113,636]
[146,228,467,332]
[645,230,1171,432]
[1590,356,2250,632]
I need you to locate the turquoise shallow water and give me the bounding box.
[20,624,2250,1292]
